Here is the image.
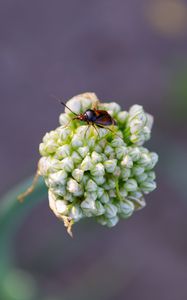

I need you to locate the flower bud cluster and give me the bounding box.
[38,93,158,233]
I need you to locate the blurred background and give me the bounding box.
[0,0,187,299]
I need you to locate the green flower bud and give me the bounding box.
[109,189,117,198]
[101,102,121,116]
[101,153,108,162]
[103,178,116,190]
[64,96,82,114]
[135,172,148,183]
[91,151,102,163]
[81,95,95,111]
[69,205,83,221]
[90,163,105,177]
[57,127,71,140]
[97,187,104,198]
[87,136,96,148]
[129,196,146,210]
[45,140,58,154]
[78,146,89,158]
[104,145,114,156]
[37,92,158,235]
[142,126,151,140]
[43,131,58,143]
[148,152,159,169]
[140,180,156,194]
[60,157,74,172]
[52,186,66,197]
[132,166,144,176]
[106,216,119,227]
[48,170,68,186]
[129,190,143,199]
[72,168,84,182]
[67,178,82,195]
[111,137,125,148]
[113,166,121,177]
[121,168,131,181]
[130,119,145,134]
[55,144,71,159]
[59,113,71,126]
[124,179,138,191]
[86,179,98,192]
[115,146,127,159]
[71,134,83,148]
[81,198,96,216]
[94,144,103,153]
[95,201,105,216]
[38,157,49,176]
[84,191,97,201]
[117,111,128,123]
[71,151,82,164]
[92,175,106,185]
[128,105,147,124]
[117,200,134,218]
[124,105,153,146]
[129,147,141,161]
[100,191,110,204]
[64,192,73,202]
[105,203,118,218]
[39,143,47,156]
[99,139,107,149]
[130,134,145,145]
[138,152,152,168]
[147,171,156,180]
[104,159,117,173]
[121,155,133,168]
[119,185,128,198]
[81,155,93,171]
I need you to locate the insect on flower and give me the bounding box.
[60,100,118,136]
[17,92,158,237]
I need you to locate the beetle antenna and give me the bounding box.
[50,94,78,116]
[59,100,78,116]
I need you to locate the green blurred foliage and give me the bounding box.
[1,269,38,300]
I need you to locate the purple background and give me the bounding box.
[1,1,187,299]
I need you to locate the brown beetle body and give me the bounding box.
[75,108,116,126]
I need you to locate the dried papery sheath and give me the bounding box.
[36,92,158,236]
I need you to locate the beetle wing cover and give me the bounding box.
[94,110,114,126]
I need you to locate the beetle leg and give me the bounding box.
[63,116,78,129]
[93,124,100,138]
[97,125,123,140]
[62,119,72,128]
[84,122,91,138]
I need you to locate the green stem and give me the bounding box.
[0,176,47,277]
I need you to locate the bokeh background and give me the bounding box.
[1,0,187,299]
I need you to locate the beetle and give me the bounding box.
[60,100,118,136]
